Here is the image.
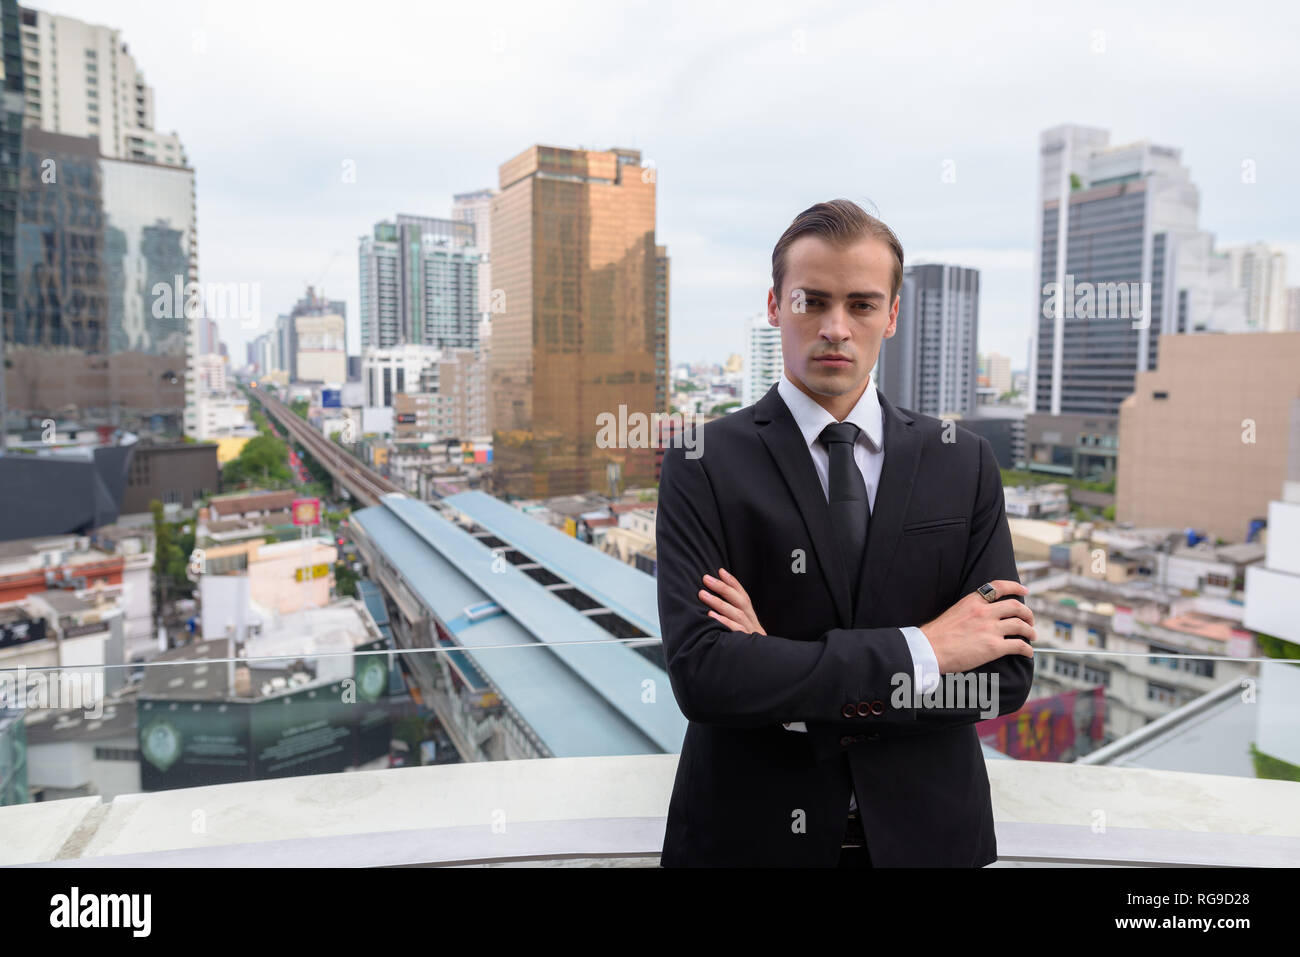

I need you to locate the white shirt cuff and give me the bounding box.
[900,625,941,694]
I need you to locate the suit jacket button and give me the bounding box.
[870,700,885,716]
[840,735,852,747]
[856,701,871,718]
[841,703,856,718]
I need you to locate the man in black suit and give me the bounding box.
[655,199,1036,867]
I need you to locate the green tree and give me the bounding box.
[151,500,187,612]
[222,433,293,488]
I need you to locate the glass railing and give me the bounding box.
[3,631,1297,816]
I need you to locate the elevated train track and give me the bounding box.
[251,387,403,507]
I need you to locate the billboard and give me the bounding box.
[292,498,321,526]
[321,388,342,409]
[976,686,1106,762]
[139,669,397,790]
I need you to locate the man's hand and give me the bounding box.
[698,568,766,635]
[920,579,1036,674]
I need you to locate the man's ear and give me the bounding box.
[767,287,780,327]
[884,294,900,336]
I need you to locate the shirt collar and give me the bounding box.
[777,370,883,453]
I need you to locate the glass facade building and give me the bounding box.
[490,145,666,498]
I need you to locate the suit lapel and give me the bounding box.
[754,384,853,628]
[854,387,922,625]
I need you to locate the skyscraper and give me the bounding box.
[1025,124,1246,481]
[0,0,24,449]
[2,10,196,439]
[879,263,979,418]
[490,145,665,497]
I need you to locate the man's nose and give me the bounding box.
[821,303,851,341]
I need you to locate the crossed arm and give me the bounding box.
[655,436,1034,736]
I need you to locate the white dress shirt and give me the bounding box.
[773,372,942,789]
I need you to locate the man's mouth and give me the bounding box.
[813,355,852,366]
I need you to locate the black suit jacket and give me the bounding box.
[655,382,1033,867]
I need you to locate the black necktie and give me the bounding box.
[819,422,869,605]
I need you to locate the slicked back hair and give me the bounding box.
[771,199,904,304]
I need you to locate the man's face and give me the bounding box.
[767,234,899,404]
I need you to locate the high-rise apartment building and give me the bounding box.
[17,7,186,167]
[743,313,781,408]
[879,262,979,417]
[1222,243,1287,332]
[490,144,665,497]
[358,214,479,351]
[1025,124,1246,481]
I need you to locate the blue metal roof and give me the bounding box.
[443,490,659,636]
[353,496,686,757]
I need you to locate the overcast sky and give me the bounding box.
[34,0,1300,370]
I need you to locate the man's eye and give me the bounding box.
[854,302,875,310]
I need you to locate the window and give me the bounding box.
[1083,665,1110,686]
[1147,682,1177,705]
[1148,645,1180,669]
[1053,620,1073,641]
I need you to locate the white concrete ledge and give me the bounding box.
[4,754,1300,867]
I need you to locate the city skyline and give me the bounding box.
[20,0,1299,371]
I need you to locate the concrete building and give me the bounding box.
[1115,331,1300,543]
[391,346,488,444]
[120,441,219,513]
[1222,243,1288,332]
[980,352,1012,395]
[879,262,979,418]
[1243,480,1300,769]
[490,145,665,498]
[743,313,781,408]
[362,343,442,409]
[16,7,187,167]
[958,405,1026,470]
[280,286,346,384]
[452,188,496,329]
